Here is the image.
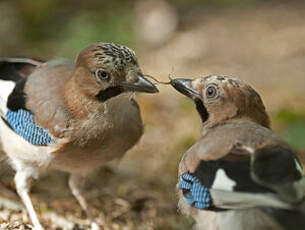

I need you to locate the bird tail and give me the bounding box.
[261,201,305,230]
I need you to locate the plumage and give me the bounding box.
[0,43,158,230]
[171,75,305,230]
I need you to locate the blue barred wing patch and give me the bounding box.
[179,173,211,209]
[6,109,55,146]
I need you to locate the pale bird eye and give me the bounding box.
[96,70,110,81]
[206,86,217,98]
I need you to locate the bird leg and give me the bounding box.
[14,170,44,230]
[68,174,100,230]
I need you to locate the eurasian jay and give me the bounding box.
[170,75,305,230]
[0,42,158,230]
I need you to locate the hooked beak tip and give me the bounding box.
[170,78,200,99]
[120,74,159,93]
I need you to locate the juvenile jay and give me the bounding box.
[0,43,158,230]
[170,75,305,230]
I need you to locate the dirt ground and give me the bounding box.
[0,2,305,230]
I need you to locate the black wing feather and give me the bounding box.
[0,56,44,82]
[0,57,45,111]
[251,145,304,203]
[194,156,272,193]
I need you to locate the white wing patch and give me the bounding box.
[0,79,15,101]
[295,159,304,174]
[0,80,16,115]
[211,169,236,191]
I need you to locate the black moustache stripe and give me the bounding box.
[96,86,124,102]
[195,98,209,123]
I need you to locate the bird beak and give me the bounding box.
[120,73,159,93]
[170,78,201,99]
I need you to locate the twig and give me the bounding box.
[144,74,172,85]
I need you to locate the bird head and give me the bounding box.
[170,75,270,129]
[73,42,158,101]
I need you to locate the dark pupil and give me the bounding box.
[207,87,216,97]
[99,71,108,79]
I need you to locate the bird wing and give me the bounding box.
[0,57,45,112]
[251,145,305,203]
[0,57,73,146]
[0,56,45,80]
[178,122,303,211]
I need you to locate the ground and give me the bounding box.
[0,2,305,230]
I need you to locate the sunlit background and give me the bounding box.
[0,0,305,229]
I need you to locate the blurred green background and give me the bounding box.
[0,0,305,229]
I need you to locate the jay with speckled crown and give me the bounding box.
[170,75,305,230]
[0,42,158,230]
